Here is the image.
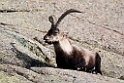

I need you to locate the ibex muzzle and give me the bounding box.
[43,9,102,75]
[43,27,60,44]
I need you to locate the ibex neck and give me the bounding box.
[53,38,73,55]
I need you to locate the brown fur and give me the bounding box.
[43,9,102,75]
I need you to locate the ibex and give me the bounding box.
[43,9,102,75]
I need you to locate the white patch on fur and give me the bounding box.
[59,38,73,54]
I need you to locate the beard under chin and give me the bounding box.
[45,41,58,45]
[45,41,53,44]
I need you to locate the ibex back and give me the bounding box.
[43,9,102,75]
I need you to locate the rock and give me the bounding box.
[0,25,56,67]
[0,71,33,83]
[0,64,47,83]
[30,67,124,83]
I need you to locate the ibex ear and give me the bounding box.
[49,16,54,23]
[49,15,57,23]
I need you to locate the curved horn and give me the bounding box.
[55,9,82,28]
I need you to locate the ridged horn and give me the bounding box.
[55,9,82,28]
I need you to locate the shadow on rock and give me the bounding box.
[10,42,53,69]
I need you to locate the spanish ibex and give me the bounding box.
[43,9,102,75]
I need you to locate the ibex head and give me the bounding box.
[44,9,82,44]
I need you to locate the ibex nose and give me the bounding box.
[43,35,50,40]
